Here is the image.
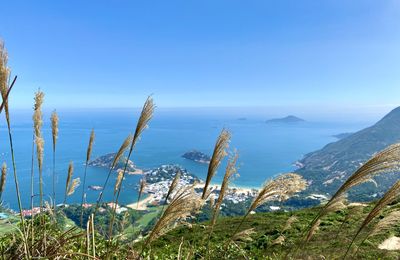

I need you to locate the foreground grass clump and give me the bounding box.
[144,204,400,259]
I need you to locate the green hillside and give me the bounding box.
[297,107,400,200]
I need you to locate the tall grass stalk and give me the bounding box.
[228,173,307,246]
[0,163,7,202]
[109,96,154,239]
[64,162,74,204]
[33,90,45,211]
[141,185,203,252]
[51,111,59,210]
[305,143,400,244]
[0,41,29,257]
[344,180,400,258]
[137,178,146,209]
[201,129,230,199]
[80,129,95,227]
[93,134,132,214]
[206,152,238,258]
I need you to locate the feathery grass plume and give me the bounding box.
[319,193,347,218]
[109,97,155,238]
[50,110,59,152]
[272,235,286,245]
[64,162,74,203]
[1,41,29,256]
[164,171,181,204]
[232,228,256,242]
[211,152,238,226]
[283,215,298,233]
[111,135,132,169]
[94,135,132,212]
[137,178,146,209]
[67,178,80,196]
[0,41,11,123]
[324,143,400,214]
[305,143,400,244]
[229,173,307,246]
[344,180,400,258]
[33,90,44,138]
[248,173,307,213]
[201,129,231,199]
[33,90,45,212]
[306,219,321,242]
[50,110,59,209]
[305,193,347,243]
[80,129,95,227]
[86,129,95,163]
[0,163,7,200]
[142,185,203,249]
[114,170,123,196]
[369,210,400,238]
[209,195,215,209]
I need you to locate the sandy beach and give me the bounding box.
[126,194,155,210]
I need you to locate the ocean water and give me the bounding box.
[0,108,368,210]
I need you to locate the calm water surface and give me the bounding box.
[0,108,368,210]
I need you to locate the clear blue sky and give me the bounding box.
[1,0,400,116]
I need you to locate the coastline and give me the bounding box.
[126,194,154,210]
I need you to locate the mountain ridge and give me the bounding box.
[296,106,400,200]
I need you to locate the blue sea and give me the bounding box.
[0,108,369,210]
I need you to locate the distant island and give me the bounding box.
[182,150,211,164]
[88,153,143,174]
[332,132,353,139]
[266,115,305,124]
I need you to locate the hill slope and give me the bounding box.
[296,107,400,199]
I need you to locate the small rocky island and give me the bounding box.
[182,150,211,164]
[266,115,305,124]
[88,153,142,174]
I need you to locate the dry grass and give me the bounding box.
[328,143,400,210]
[137,178,146,209]
[165,171,181,204]
[201,129,231,199]
[81,129,95,227]
[370,210,400,237]
[109,97,154,237]
[0,163,6,199]
[114,170,124,196]
[67,178,81,196]
[248,173,307,214]
[211,152,238,226]
[64,162,74,203]
[344,180,400,258]
[143,185,204,248]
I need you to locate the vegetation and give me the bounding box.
[1,38,400,259]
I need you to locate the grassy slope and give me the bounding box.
[146,203,400,259]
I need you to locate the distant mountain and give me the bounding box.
[266,115,305,124]
[332,132,353,139]
[296,107,400,200]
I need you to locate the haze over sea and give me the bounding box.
[0,107,371,210]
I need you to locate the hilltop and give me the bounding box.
[296,106,400,200]
[266,115,305,124]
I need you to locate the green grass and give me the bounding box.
[143,203,400,259]
[0,216,18,235]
